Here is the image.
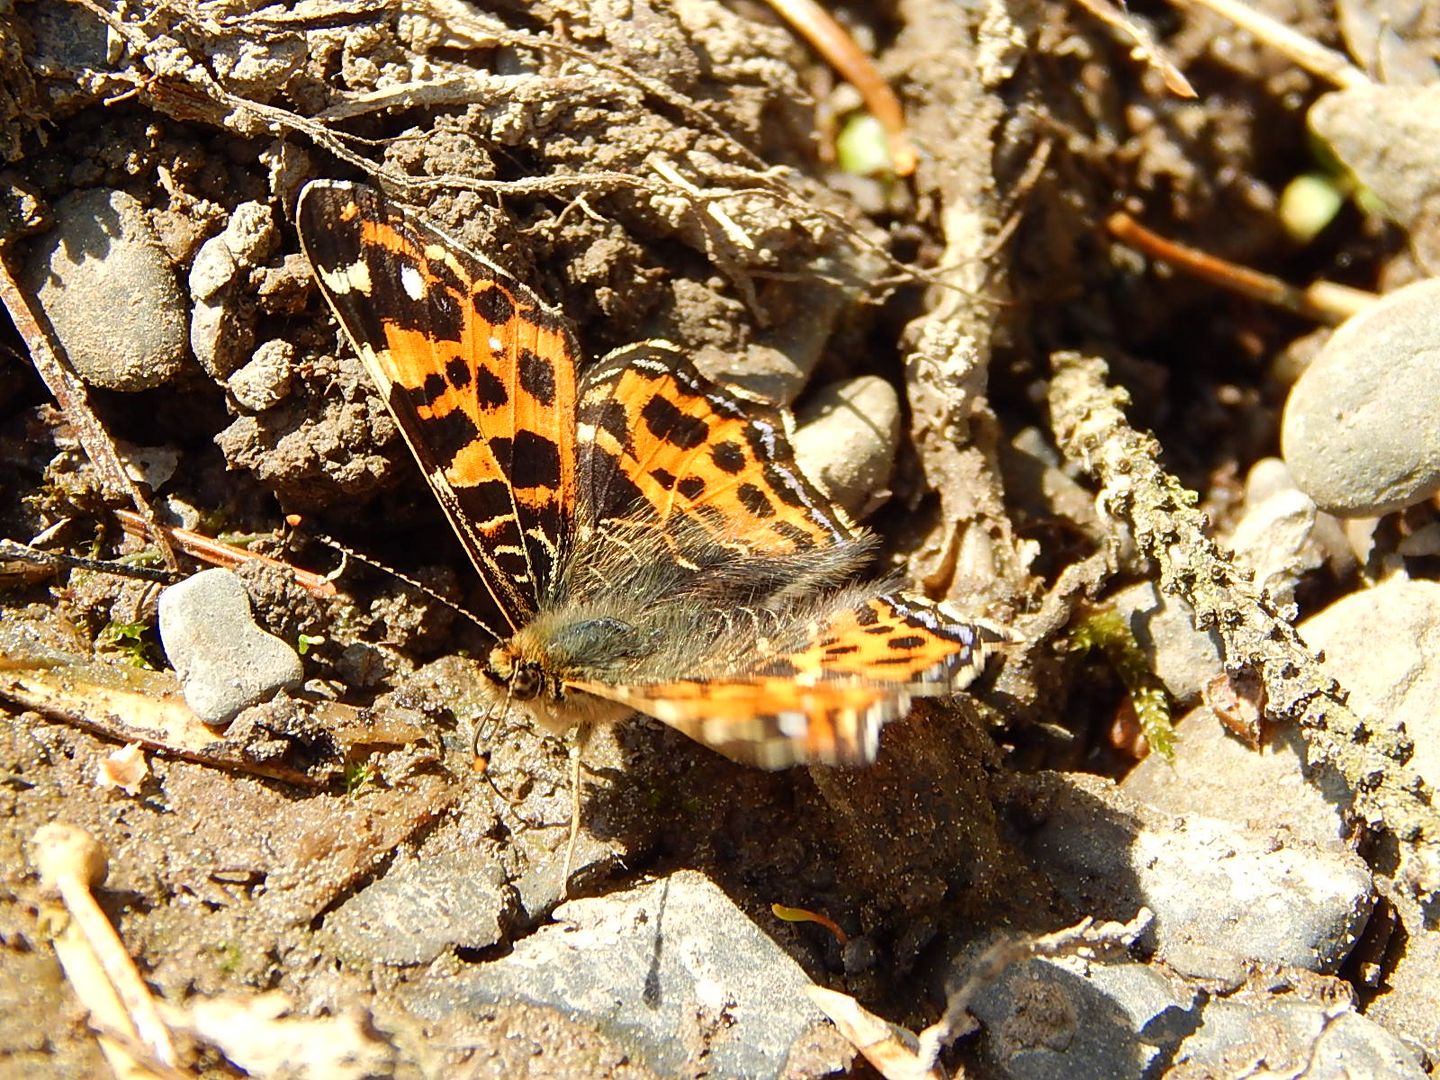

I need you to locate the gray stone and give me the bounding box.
[966,957,1200,1080]
[1226,463,1326,613]
[1175,998,1426,1079]
[1028,777,1373,978]
[1311,86,1440,263]
[219,201,279,267]
[1109,582,1223,706]
[404,870,842,1079]
[1122,708,1350,848]
[322,850,508,966]
[1281,278,1440,516]
[157,568,305,725]
[792,375,901,519]
[1300,577,1440,791]
[23,188,188,392]
[229,339,293,412]
[1297,577,1440,1052]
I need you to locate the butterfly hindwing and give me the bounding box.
[569,592,991,768]
[575,342,855,555]
[297,181,578,638]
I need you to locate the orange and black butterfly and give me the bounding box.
[297,181,997,767]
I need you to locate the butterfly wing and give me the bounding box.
[569,593,993,767]
[297,181,577,639]
[575,342,856,555]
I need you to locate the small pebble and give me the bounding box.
[1281,278,1440,516]
[157,568,304,726]
[1109,581,1223,706]
[792,375,901,519]
[229,339,294,412]
[22,188,188,392]
[1225,458,1335,612]
[967,957,1200,1078]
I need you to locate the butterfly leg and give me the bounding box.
[561,722,593,896]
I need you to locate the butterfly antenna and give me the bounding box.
[306,530,502,643]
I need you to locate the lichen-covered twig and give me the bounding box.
[1047,351,1440,894]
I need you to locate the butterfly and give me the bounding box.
[296,180,997,769]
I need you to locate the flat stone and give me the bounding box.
[229,339,294,413]
[157,568,304,725]
[1122,708,1349,848]
[966,957,1200,1080]
[1310,85,1440,262]
[321,850,508,966]
[1299,576,1440,791]
[792,375,901,519]
[23,188,188,392]
[1296,577,1440,1052]
[1027,776,1373,978]
[404,869,841,1079]
[1175,998,1426,1079]
[1281,278,1440,516]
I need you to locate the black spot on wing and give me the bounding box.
[411,281,466,343]
[474,365,508,410]
[641,393,708,449]
[762,464,807,508]
[587,398,629,443]
[737,482,774,518]
[854,604,881,626]
[509,430,563,490]
[413,373,448,408]
[650,467,677,490]
[445,356,472,388]
[677,476,706,500]
[518,347,556,406]
[473,284,516,323]
[825,643,860,656]
[711,441,746,474]
[888,634,928,650]
[769,520,815,548]
[423,250,467,297]
[394,388,478,466]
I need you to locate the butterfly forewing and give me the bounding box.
[297,181,578,638]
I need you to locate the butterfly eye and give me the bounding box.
[510,664,544,700]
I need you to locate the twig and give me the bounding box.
[30,824,178,1071]
[0,256,182,573]
[1072,0,1195,97]
[1178,0,1373,89]
[1107,212,1377,326]
[764,0,917,175]
[112,510,337,597]
[1047,351,1440,895]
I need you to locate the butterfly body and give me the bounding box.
[297,180,996,769]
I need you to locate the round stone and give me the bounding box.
[1281,278,1440,516]
[22,188,189,392]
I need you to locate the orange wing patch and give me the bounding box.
[576,343,854,554]
[298,181,578,638]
